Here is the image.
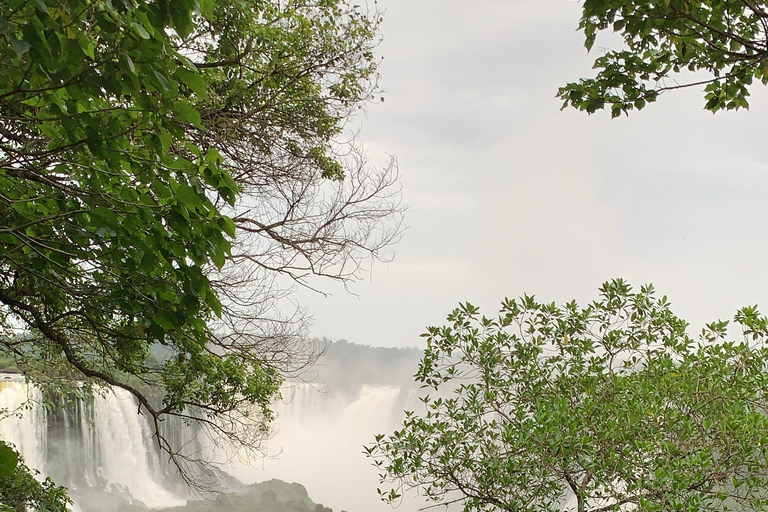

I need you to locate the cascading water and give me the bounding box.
[0,341,429,512]
[0,375,47,473]
[89,388,186,508]
[0,375,186,510]
[227,382,426,512]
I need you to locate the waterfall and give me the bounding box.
[0,375,185,510]
[0,373,429,512]
[0,375,47,473]
[90,388,186,508]
[227,382,426,512]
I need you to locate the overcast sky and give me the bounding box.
[297,0,768,349]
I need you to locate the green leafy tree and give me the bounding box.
[558,0,768,116]
[0,0,402,484]
[367,280,768,512]
[0,441,70,512]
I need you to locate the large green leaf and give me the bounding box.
[0,442,19,478]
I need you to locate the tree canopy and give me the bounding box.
[0,0,402,481]
[367,280,768,512]
[558,0,768,116]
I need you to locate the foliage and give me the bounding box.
[367,280,768,512]
[0,441,70,512]
[0,0,402,484]
[0,356,19,374]
[558,0,768,116]
[159,479,341,512]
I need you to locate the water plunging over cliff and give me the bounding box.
[0,370,426,512]
[0,375,186,509]
[227,382,424,512]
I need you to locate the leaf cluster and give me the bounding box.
[368,280,768,512]
[0,441,71,512]
[558,0,768,116]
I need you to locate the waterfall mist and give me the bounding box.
[231,383,421,512]
[221,341,429,512]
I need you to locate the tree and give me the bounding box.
[0,441,70,512]
[367,280,768,512]
[0,0,402,484]
[558,0,768,116]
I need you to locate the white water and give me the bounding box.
[0,375,430,512]
[0,376,184,509]
[229,383,426,512]
[0,376,47,473]
[91,388,186,508]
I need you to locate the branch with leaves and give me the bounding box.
[0,0,403,491]
[368,280,768,512]
[559,0,768,116]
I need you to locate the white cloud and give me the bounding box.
[298,0,768,349]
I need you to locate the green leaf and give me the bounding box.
[90,206,118,223]
[78,34,95,59]
[205,288,222,316]
[0,17,14,35]
[0,442,19,478]
[175,183,204,209]
[171,101,203,129]
[170,1,193,38]
[176,68,208,99]
[158,127,172,152]
[126,54,136,74]
[8,36,30,57]
[210,246,225,270]
[219,216,236,238]
[131,21,150,39]
[199,0,215,20]
[33,0,49,13]
[153,69,172,91]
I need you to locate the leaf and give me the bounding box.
[175,183,204,209]
[171,101,203,129]
[205,287,222,316]
[131,21,150,39]
[209,246,225,270]
[9,36,30,57]
[126,54,136,74]
[219,216,236,238]
[176,68,208,99]
[158,127,172,152]
[170,1,193,38]
[199,0,215,20]
[0,17,14,35]
[78,34,95,59]
[33,0,49,13]
[90,206,118,223]
[153,69,171,91]
[0,443,19,478]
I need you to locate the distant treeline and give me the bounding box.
[307,339,422,388]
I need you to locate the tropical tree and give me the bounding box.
[0,0,402,482]
[558,0,768,116]
[367,280,768,512]
[0,441,70,512]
